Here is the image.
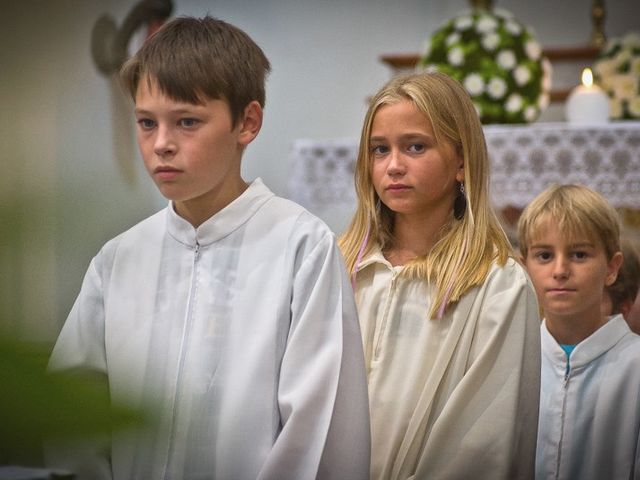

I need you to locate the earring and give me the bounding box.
[453,182,467,220]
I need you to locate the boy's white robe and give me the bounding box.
[354,250,541,480]
[48,179,370,480]
[536,315,640,480]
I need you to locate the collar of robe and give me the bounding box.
[541,314,631,371]
[166,177,274,247]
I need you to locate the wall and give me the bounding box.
[1,0,638,341]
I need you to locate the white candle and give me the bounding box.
[565,68,610,124]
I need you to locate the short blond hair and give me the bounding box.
[517,184,621,261]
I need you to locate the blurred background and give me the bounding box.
[1,0,639,348]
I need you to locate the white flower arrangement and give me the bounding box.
[593,32,640,120]
[419,9,551,124]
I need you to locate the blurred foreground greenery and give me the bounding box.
[0,332,148,462]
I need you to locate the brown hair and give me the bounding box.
[607,238,640,315]
[120,15,271,126]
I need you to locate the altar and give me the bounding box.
[288,121,640,234]
[485,121,640,211]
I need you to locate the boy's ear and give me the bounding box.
[237,101,263,146]
[605,251,624,286]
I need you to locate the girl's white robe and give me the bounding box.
[354,249,541,480]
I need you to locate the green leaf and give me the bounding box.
[0,333,151,457]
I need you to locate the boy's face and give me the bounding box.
[524,221,622,327]
[134,77,261,225]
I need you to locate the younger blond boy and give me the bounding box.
[518,184,640,480]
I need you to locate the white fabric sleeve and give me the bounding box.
[257,232,370,480]
[413,265,540,480]
[45,253,112,480]
[49,254,107,373]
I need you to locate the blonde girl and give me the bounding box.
[340,72,540,480]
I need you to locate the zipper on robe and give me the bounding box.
[163,242,201,477]
[554,361,571,479]
[373,270,399,361]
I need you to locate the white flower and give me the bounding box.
[504,19,522,35]
[525,40,541,60]
[505,93,524,112]
[454,16,473,30]
[448,47,465,66]
[542,58,553,90]
[615,48,632,66]
[629,96,640,117]
[524,106,538,122]
[594,58,617,78]
[497,50,517,69]
[593,31,640,119]
[476,15,498,34]
[482,32,500,51]
[513,65,531,86]
[612,73,637,101]
[487,77,507,99]
[419,10,549,123]
[446,32,461,46]
[424,64,439,73]
[609,97,623,118]
[599,73,615,90]
[464,73,485,96]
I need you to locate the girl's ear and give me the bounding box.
[605,251,624,286]
[455,155,465,183]
[238,101,263,146]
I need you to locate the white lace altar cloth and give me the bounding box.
[288,122,640,212]
[485,121,640,209]
[288,138,359,212]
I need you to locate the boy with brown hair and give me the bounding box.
[47,15,370,480]
[518,184,640,480]
[602,237,640,333]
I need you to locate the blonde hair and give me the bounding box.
[517,184,621,261]
[339,72,511,319]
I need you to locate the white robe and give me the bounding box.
[536,315,640,480]
[48,179,370,480]
[354,248,540,480]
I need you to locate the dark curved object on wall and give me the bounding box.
[91,0,173,75]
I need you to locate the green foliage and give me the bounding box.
[419,8,551,124]
[593,32,640,120]
[0,333,147,459]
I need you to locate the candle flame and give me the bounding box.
[581,68,594,88]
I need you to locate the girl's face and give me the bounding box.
[370,99,463,224]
